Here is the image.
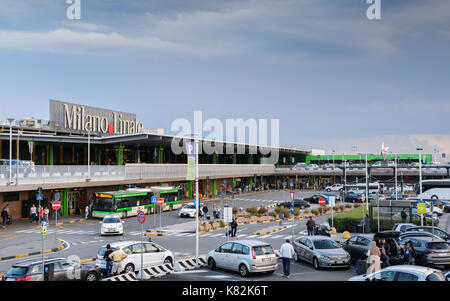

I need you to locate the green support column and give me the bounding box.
[117,185,124,190]
[249,177,253,186]
[232,152,237,164]
[49,145,54,166]
[188,181,193,198]
[116,144,124,166]
[212,152,218,164]
[233,178,236,188]
[62,189,69,217]
[158,146,164,164]
[248,154,253,164]
[212,179,217,196]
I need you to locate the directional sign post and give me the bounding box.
[319,197,326,215]
[151,196,158,227]
[328,196,336,228]
[41,220,47,281]
[417,203,426,226]
[290,191,295,241]
[158,198,164,230]
[137,211,145,281]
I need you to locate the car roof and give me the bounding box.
[408,226,447,232]
[103,215,120,219]
[304,235,335,241]
[13,257,66,267]
[400,235,445,242]
[382,265,440,273]
[225,240,272,247]
[100,241,146,248]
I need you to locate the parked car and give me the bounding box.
[292,236,350,270]
[397,236,450,268]
[278,199,310,209]
[1,258,101,281]
[292,163,307,170]
[343,192,363,203]
[444,201,450,213]
[303,194,329,204]
[404,226,449,241]
[207,240,278,277]
[398,231,442,242]
[179,202,204,218]
[95,241,174,275]
[446,271,450,281]
[392,223,416,233]
[100,215,124,236]
[325,184,344,192]
[348,265,446,281]
[341,231,403,264]
[386,193,410,200]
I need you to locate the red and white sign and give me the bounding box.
[157,198,165,205]
[319,198,326,206]
[193,192,198,198]
[52,201,61,210]
[290,191,295,202]
[137,211,146,224]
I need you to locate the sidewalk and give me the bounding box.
[0,238,68,261]
[0,215,88,234]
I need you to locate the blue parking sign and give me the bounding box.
[151,196,158,204]
[36,193,43,201]
[290,204,294,214]
[290,182,294,187]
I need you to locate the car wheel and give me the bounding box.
[85,271,99,281]
[208,258,216,270]
[313,257,320,270]
[239,264,249,277]
[431,195,438,200]
[164,257,173,265]
[124,263,135,274]
[326,189,331,192]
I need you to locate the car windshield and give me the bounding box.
[103,217,120,223]
[313,240,341,249]
[6,266,28,276]
[98,247,117,257]
[426,272,445,281]
[427,242,450,250]
[253,245,274,255]
[184,204,195,209]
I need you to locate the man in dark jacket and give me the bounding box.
[306,217,315,236]
[202,205,209,220]
[103,244,114,278]
[230,218,238,237]
[379,239,391,267]
[401,208,407,223]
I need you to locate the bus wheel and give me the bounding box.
[431,195,438,200]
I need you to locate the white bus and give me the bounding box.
[415,179,450,200]
[344,183,383,194]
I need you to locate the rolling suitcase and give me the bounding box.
[355,259,367,275]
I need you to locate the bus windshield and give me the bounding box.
[93,197,114,212]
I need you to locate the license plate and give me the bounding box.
[262,258,271,262]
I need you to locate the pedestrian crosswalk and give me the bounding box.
[232,198,280,203]
[15,229,97,235]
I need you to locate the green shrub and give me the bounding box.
[274,206,282,214]
[257,207,268,215]
[246,206,258,216]
[345,204,352,209]
[281,208,291,219]
[269,211,277,218]
[219,220,226,228]
[232,207,238,214]
[294,208,300,217]
[303,209,310,214]
[311,209,319,216]
[257,213,263,218]
[354,203,361,208]
[328,206,363,232]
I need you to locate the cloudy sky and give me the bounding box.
[0,0,449,158]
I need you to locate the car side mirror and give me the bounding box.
[121,221,124,224]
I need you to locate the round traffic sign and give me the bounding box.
[137,211,146,224]
[319,198,326,206]
[52,201,61,210]
[157,198,164,205]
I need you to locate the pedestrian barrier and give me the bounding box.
[102,263,174,281]
[173,255,208,272]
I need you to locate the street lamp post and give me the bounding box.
[16,128,22,185]
[7,118,15,185]
[417,147,424,226]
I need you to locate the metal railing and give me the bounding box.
[0,164,275,186]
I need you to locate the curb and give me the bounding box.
[198,226,227,234]
[80,258,96,263]
[145,233,168,237]
[253,226,286,236]
[0,239,69,262]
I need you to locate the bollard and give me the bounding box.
[342,231,350,239]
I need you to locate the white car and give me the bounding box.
[348,265,446,281]
[179,202,204,218]
[95,241,174,275]
[100,215,124,236]
[325,184,344,192]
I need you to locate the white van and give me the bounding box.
[325,184,344,192]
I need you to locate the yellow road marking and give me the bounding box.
[0,235,18,242]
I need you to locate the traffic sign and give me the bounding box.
[417,203,426,214]
[328,196,336,207]
[151,196,158,204]
[290,182,294,187]
[290,191,295,202]
[137,211,146,224]
[36,193,43,201]
[290,204,294,215]
[52,201,61,210]
[41,221,47,236]
[157,198,164,205]
[319,198,326,206]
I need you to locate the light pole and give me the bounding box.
[332,150,335,183]
[16,128,22,185]
[417,147,424,226]
[7,118,15,185]
[87,128,91,181]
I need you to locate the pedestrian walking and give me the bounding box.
[44,207,49,223]
[212,204,217,220]
[369,241,381,272]
[85,204,89,220]
[402,241,413,265]
[230,218,238,237]
[109,246,127,276]
[379,239,391,267]
[306,216,316,236]
[280,239,295,278]
[401,208,407,223]
[1,205,9,228]
[39,206,44,224]
[30,204,37,223]
[202,205,209,220]
[103,244,114,278]
[422,214,427,226]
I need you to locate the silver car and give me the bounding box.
[207,240,278,277]
[292,236,350,269]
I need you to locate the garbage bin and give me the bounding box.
[354,221,364,233]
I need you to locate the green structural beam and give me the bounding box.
[62,188,69,217]
[188,181,193,199]
[212,179,217,196]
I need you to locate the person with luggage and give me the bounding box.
[1,204,9,228]
[44,207,49,223]
[306,216,316,236]
[212,204,217,220]
[230,218,238,237]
